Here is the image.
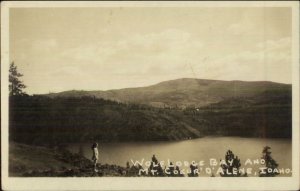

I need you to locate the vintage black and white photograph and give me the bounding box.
[1,1,299,191]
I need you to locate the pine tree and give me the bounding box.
[188,163,199,177]
[148,154,164,176]
[259,146,279,177]
[9,62,27,96]
[220,150,242,177]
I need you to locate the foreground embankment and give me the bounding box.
[9,142,141,177]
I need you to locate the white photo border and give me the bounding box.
[1,1,299,190]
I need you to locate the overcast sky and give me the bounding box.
[10,7,291,94]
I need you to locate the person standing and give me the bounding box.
[91,142,99,172]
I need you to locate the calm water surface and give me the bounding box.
[67,137,291,177]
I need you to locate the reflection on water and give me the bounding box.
[67,137,292,177]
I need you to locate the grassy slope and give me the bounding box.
[9,142,74,176]
[9,142,131,177]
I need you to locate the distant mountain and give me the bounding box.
[10,78,292,145]
[44,78,291,108]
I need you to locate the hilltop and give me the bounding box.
[44,78,291,108]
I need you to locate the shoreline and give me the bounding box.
[48,136,292,147]
[9,138,292,177]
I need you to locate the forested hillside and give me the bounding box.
[10,89,291,146]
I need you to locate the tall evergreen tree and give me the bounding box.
[9,62,27,96]
[220,150,242,177]
[259,146,279,177]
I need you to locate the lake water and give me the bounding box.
[66,137,292,177]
